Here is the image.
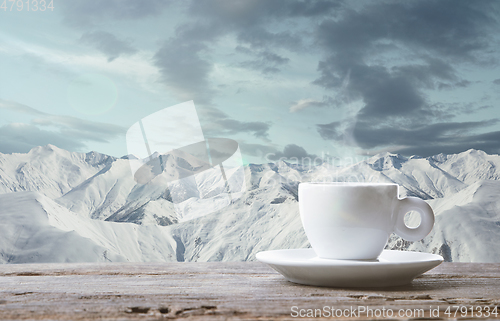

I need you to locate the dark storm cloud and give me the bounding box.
[437,79,473,91]
[428,102,493,119]
[60,0,170,27]
[80,31,137,62]
[215,118,270,138]
[266,144,319,162]
[197,107,271,140]
[353,120,499,149]
[153,39,214,104]
[236,46,290,74]
[317,121,343,141]
[352,64,426,121]
[493,79,500,85]
[188,0,340,53]
[396,131,500,157]
[315,62,432,121]
[0,100,125,153]
[237,28,302,51]
[152,0,342,104]
[202,112,270,139]
[317,119,500,157]
[150,0,342,149]
[392,58,458,89]
[316,1,495,63]
[188,0,342,27]
[314,0,497,105]
[312,0,500,155]
[240,142,323,165]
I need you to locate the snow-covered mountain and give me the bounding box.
[1,145,500,263]
[0,192,177,263]
[0,145,114,198]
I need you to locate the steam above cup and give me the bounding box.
[299,182,434,260]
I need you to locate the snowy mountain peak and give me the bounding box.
[84,150,115,166]
[150,151,161,159]
[366,152,407,170]
[463,148,487,156]
[121,154,139,160]
[451,149,492,161]
[428,153,448,163]
[28,143,60,155]
[0,145,117,198]
[2,146,500,263]
[368,151,407,161]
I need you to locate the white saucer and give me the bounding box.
[256,249,443,288]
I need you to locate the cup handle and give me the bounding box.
[394,197,435,241]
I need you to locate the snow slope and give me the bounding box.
[1,145,500,263]
[0,145,113,198]
[405,180,500,262]
[0,192,178,263]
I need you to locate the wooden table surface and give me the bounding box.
[0,262,499,320]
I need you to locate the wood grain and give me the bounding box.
[0,262,499,320]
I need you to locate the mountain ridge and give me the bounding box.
[1,145,500,263]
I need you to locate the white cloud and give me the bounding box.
[289,98,326,113]
[0,100,126,154]
[0,37,161,94]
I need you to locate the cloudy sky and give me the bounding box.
[1,0,500,163]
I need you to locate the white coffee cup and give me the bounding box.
[299,182,434,260]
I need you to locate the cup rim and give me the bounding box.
[300,182,398,187]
